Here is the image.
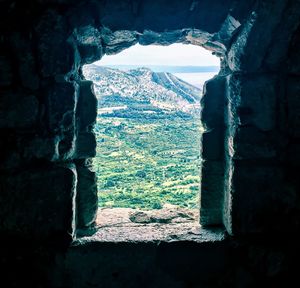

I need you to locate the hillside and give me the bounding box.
[83,65,203,210]
[83,65,202,118]
[102,64,219,73]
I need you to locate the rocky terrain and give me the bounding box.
[83,64,202,117]
[89,205,205,242]
[83,65,203,210]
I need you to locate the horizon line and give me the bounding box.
[94,64,219,67]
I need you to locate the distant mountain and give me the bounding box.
[83,64,202,119]
[101,65,219,73]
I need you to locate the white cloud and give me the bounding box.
[95,43,220,66]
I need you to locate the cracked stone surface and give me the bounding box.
[76,207,225,243]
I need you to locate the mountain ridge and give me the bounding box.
[98,64,219,73]
[83,64,202,118]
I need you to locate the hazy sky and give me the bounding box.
[95,43,220,66]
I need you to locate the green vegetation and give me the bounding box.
[92,113,202,209]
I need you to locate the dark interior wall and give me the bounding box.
[0,0,299,287]
[224,0,300,236]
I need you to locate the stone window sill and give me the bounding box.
[74,207,226,244]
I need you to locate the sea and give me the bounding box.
[102,65,219,90]
[173,72,218,89]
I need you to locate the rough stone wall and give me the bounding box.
[223,0,300,236]
[0,0,299,287]
[0,9,98,240]
[0,0,241,240]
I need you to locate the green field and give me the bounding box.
[92,113,202,209]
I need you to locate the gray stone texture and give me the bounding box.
[35,9,74,77]
[228,1,287,72]
[200,76,226,226]
[76,161,98,230]
[73,25,103,65]
[200,160,224,226]
[74,131,96,159]
[0,164,77,240]
[0,0,299,287]
[76,80,98,132]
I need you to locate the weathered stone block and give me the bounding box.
[58,130,77,160]
[200,77,227,226]
[228,1,287,72]
[35,9,74,77]
[0,164,77,240]
[22,135,60,161]
[75,132,96,159]
[0,92,38,128]
[227,74,278,131]
[229,160,284,235]
[77,80,97,131]
[222,155,233,234]
[45,81,78,160]
[202,128,225,161]
[74,25,102,64]
[215,15,241,47]
[103,29,138,54]
[66,1,101,31]
[263,1,300,71]
[65,240,229,288]
[0,132,63,170]
[201,76,225,130]
[233,126,278,160]
[76,162,98,229]
[139,29,185,47]
[134,0,231,33]
[200,160,224,226]
[47,82,76,132]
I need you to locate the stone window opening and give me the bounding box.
[75,30,225,242]
[3,1,298,285]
